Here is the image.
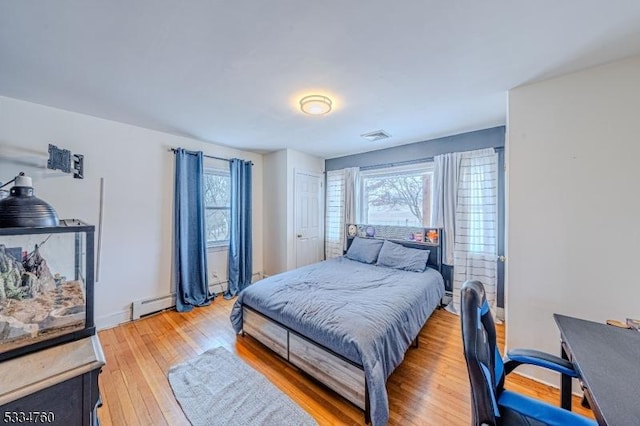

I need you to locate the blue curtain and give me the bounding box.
[225,158,252,299]
[173,149,213,312]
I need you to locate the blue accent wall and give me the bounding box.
[325,126,506,308]
[325,126,505,171]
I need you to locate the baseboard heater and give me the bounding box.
[131,272,263,320]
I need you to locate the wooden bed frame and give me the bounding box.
[242,305,370,418]
[240,230,442,423]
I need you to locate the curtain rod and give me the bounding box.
[358,146,504,172]
[169,148,253,165]
[360,157,434,171]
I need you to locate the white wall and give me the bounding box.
[262,149,324,275]
[263,150,287,275]
[506,55,640,385]
[0,95,263,329]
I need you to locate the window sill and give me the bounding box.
[207,244,228,252]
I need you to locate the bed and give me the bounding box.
[230,234,445,425]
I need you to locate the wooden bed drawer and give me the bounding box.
[242,308,288,360]
[288,333,366,409]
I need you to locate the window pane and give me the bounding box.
[203,169,231,245]
[205,209,230,243]
[203,172,230,208]
[362,168,433,227]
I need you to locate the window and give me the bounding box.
[203,168,230,247]
[324,162,435,259]
[360,163,434,227]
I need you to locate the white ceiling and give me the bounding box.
[1,1,640,159]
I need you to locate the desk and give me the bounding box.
[554,314,640,426]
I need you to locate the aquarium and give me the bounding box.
[0,219,94,361]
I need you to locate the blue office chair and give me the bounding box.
[460,281,597,426]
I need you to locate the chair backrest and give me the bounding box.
[460,280,505,426]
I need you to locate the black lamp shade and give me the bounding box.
[0,186,59,228]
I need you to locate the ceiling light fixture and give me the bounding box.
[299,95,332,115]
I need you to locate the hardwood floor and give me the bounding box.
[97,297,593,425]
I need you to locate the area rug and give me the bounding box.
[168,346,317,426]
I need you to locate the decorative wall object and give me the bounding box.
[47,144,84,179]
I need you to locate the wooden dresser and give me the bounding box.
[0,336,105,426]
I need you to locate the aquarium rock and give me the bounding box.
[23,245,56,293]
[0,314,38,341]
[0,245,26,301]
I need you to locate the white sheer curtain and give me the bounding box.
[324,167,360,258]
[344,167,360,223]
[325,169,345,259]
[432,149,499,315]
[343,167,360,250]
[431,152,460,265]
[450,148,499,314]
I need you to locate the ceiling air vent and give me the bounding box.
[360,130,391,142]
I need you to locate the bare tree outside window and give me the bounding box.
[362,167,433,227]
[203,170,231,245]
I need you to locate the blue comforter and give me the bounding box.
[230,256,445,426]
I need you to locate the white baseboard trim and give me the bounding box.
[131,272,263,320]
[95,309,131,331]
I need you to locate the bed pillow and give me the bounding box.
[345,237,384,264]
[376,240,430,272]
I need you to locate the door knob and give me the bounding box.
[297,234,302,238]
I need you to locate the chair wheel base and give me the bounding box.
[581,395,591,409]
